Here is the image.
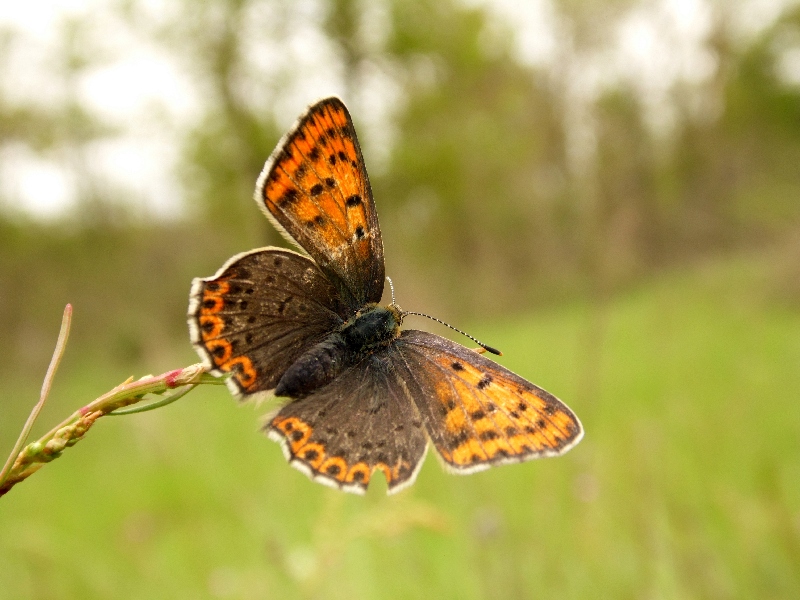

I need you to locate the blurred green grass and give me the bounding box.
[1,251,798,599]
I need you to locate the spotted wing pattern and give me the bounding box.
[267,352,428,494]
[394,331,583,472]
[255,97,384,312]
[188,248,349,398]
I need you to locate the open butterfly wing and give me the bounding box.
[189,248,348,399]
[394,330,583,473]
[255,97,385,312]
[266,351,428,495]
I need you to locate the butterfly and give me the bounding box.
[188,97,583,494]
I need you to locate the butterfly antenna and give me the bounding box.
[402,311,502,356]
[386,276,397,307]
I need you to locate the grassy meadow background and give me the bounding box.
[1,0,800,598]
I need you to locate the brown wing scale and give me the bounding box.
[255,97,384,311]
[188,248,348,399]
[395,330,583,473]
[266,352,428,495]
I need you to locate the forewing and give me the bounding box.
[255,97,384,311]
[188,248,348,399]
[267,352,428,495]
[395,330,583,473]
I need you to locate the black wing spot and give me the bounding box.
[524,425,536,434]
[203,299,217,309]
[470,454,482,463]
[295,164,307,179]
[245,287,254,294]
[326,464,341,476]
[304,449,319,460]
[273,256,284,267]
[361,441,374,450]
[338,150,347,161]
[212,346,226,358]
[310,183,324,196]
[486,402,497,413]
[544,405,556,415]
[446,399,457,411]
[505,427,519,436]
[201,321,215,333]
[291,430,304,442]
[509,411,520,419]
[244,333,253,344]
[536,419,546,428]
[345,194,362,207]
[309,146,320,162]
[238,300,248,310]
[354,226,365,239]
[351,470,365,482]
[247,316,256,324]
[206,282,219,292]
[477,375,493,389]
[449,430,470,450]
[278,188,298,207]
[480,430,499,441]
[496,448,510,458]
[326,127,337,139]
[470,410,486,421]
[451,362,464,371]
[328,153,336,165]
[325,177,336,188]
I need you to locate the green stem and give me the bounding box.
[0,304,72,489]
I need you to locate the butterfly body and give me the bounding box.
[275,303,402,398]
[189,97,583,494]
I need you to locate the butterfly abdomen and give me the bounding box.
[274,304,401,399]
[275,334,351,398]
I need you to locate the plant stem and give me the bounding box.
[0,358,226,498]
[0,304,72,489]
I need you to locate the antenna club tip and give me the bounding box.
[483,345,502,356]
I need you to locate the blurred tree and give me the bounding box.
[123,0,286,245]
[2,0,800,376]
[374,0,576,314]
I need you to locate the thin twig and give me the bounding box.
[0,363,225,498]
[0,304,72,488]
[0,303,228,498]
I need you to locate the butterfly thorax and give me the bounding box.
[274,304,402,398]
[340,303,402,350]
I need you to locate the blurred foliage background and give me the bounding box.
[1,0,799,598]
